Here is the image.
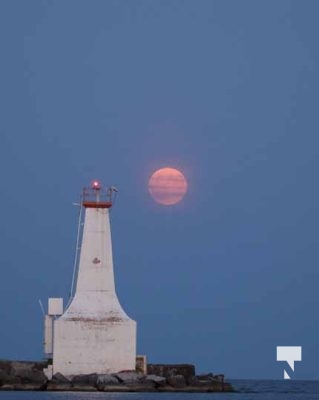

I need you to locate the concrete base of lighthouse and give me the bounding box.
[53,315,136,376]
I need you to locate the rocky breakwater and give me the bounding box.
[0,361,234,392]
[0,360,48,391]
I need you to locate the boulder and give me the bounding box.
[214,374,224,382]
[187,374,226,391]
[0,369,20,385]
[114,372,143,384]
[147,364,195,380]
[0,361,12,375]
[187,376,201,386]
[96,374,120,390]
[145,374,166,387]
[197,372,214,381]
[71,373,98,386]
[167,374,186,388]
[193,372,224,387]
[97,374,119,385]
[0,360,48,387]
[188,376,216,387]
[52,373,70,383]
[11,362,47,385]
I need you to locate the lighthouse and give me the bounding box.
[47,181,136,376]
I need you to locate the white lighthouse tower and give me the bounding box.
[49,181,136,376]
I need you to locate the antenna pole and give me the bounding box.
[38,299,45,316]
[68,201,83,305]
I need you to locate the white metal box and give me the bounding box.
[48,298,63,316]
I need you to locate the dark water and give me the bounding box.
[1,380,319,400]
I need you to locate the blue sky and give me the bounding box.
[0,0,319,379]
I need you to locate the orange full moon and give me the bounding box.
[148,167,188,206]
